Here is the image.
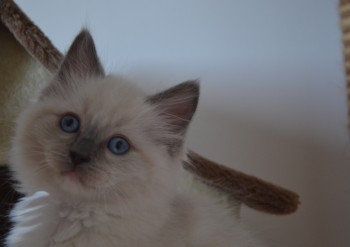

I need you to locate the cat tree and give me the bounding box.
[0,0,304,244]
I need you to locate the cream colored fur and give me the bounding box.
[6,30,264,247]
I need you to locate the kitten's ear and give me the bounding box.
[147,80,199,135]
[41,29,104,98]
[57,29,104,81]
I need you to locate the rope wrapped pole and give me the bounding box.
[340,0,350,125]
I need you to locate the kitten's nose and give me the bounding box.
[69,151,91,166]
[69,137,95,166]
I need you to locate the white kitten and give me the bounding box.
[6,30,264,247]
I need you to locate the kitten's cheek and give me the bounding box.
[45,151,71,172]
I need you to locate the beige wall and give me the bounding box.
[188,107,350,247]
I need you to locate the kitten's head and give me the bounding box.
[11,30,199,202]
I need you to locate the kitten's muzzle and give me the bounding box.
[69,138,95,166]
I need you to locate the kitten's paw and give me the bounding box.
[6,191,57,247]
[10,191,50,221]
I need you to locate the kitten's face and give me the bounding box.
[11,30,199,202]
[16,78,165,199]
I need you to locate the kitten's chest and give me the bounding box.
[49,204,164,247]
[11,194,179,247]
[48,205,115,246]
[49,205,182,247]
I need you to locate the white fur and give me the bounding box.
[8,191,262,247]
[7,75,264,247]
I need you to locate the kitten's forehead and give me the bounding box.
[87,76,144,101]
[67,76,150,130]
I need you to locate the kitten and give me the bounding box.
[6,30,264,247]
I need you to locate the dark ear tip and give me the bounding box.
[75,29,93,43]
[184,79,200,87]
[146,79,200,106]
[80,28,91,35]
[182,79,200,96]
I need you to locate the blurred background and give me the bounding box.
[15,0,349,246]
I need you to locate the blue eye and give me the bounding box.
[108,136,130,155]
[60,114,80,133]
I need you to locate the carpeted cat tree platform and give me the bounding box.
[0,0,314,244]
